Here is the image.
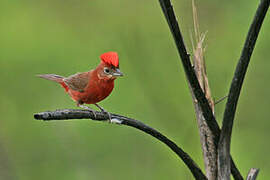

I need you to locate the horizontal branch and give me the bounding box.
[34,109,207,180]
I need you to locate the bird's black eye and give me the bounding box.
[104,67,110,74]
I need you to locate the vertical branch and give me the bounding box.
[158,0,243,179]
[158,0,217,133]
[189,1,217,180]
[218,0,270,179]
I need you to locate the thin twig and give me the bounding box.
[34,109,207,180]
[158,0,243,179]
[214,95,228,105]
[218,0,269,179]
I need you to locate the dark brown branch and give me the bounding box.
[158,0,243,179]
[158,0,217,132]
[246,168,259,180]
[34,109,207,180]
[218,0,270,179]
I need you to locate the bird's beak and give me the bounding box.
[113,68,124,77]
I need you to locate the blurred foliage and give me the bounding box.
[0,0,269,179]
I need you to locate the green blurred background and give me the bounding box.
[0,0,269,179]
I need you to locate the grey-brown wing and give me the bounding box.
[63,72,90,92]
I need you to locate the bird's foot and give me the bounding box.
[99,108,112,122]
[94,104,112,122]
[78,104,97,119]
[102,110,112,122]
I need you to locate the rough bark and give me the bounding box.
[189,2,217,179]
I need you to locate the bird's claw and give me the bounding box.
[94,103,112,122]
[78,104,97,119]
[89,109,97,119]
[101,109,112,122]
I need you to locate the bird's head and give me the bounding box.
[97,52,123,80]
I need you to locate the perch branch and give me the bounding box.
[158,0,243,179]
[34,109,207,180]
[218,0,270,179]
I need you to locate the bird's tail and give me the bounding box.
[37,74,64,82]
[37,74,69,92]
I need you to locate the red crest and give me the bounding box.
[100,52,119,67]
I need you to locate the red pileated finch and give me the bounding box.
[38,52,123,119]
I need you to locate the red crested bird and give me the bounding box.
[38,52,123,119]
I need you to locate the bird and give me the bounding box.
[37,52,123,120]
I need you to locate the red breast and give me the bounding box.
[68,69,115,104]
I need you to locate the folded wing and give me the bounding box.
[63,72,90,92]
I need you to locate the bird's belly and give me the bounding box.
[68,83,114,104]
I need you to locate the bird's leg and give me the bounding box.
[77,103,97,119]
[94,103,112,122]
[94,103,106,111]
